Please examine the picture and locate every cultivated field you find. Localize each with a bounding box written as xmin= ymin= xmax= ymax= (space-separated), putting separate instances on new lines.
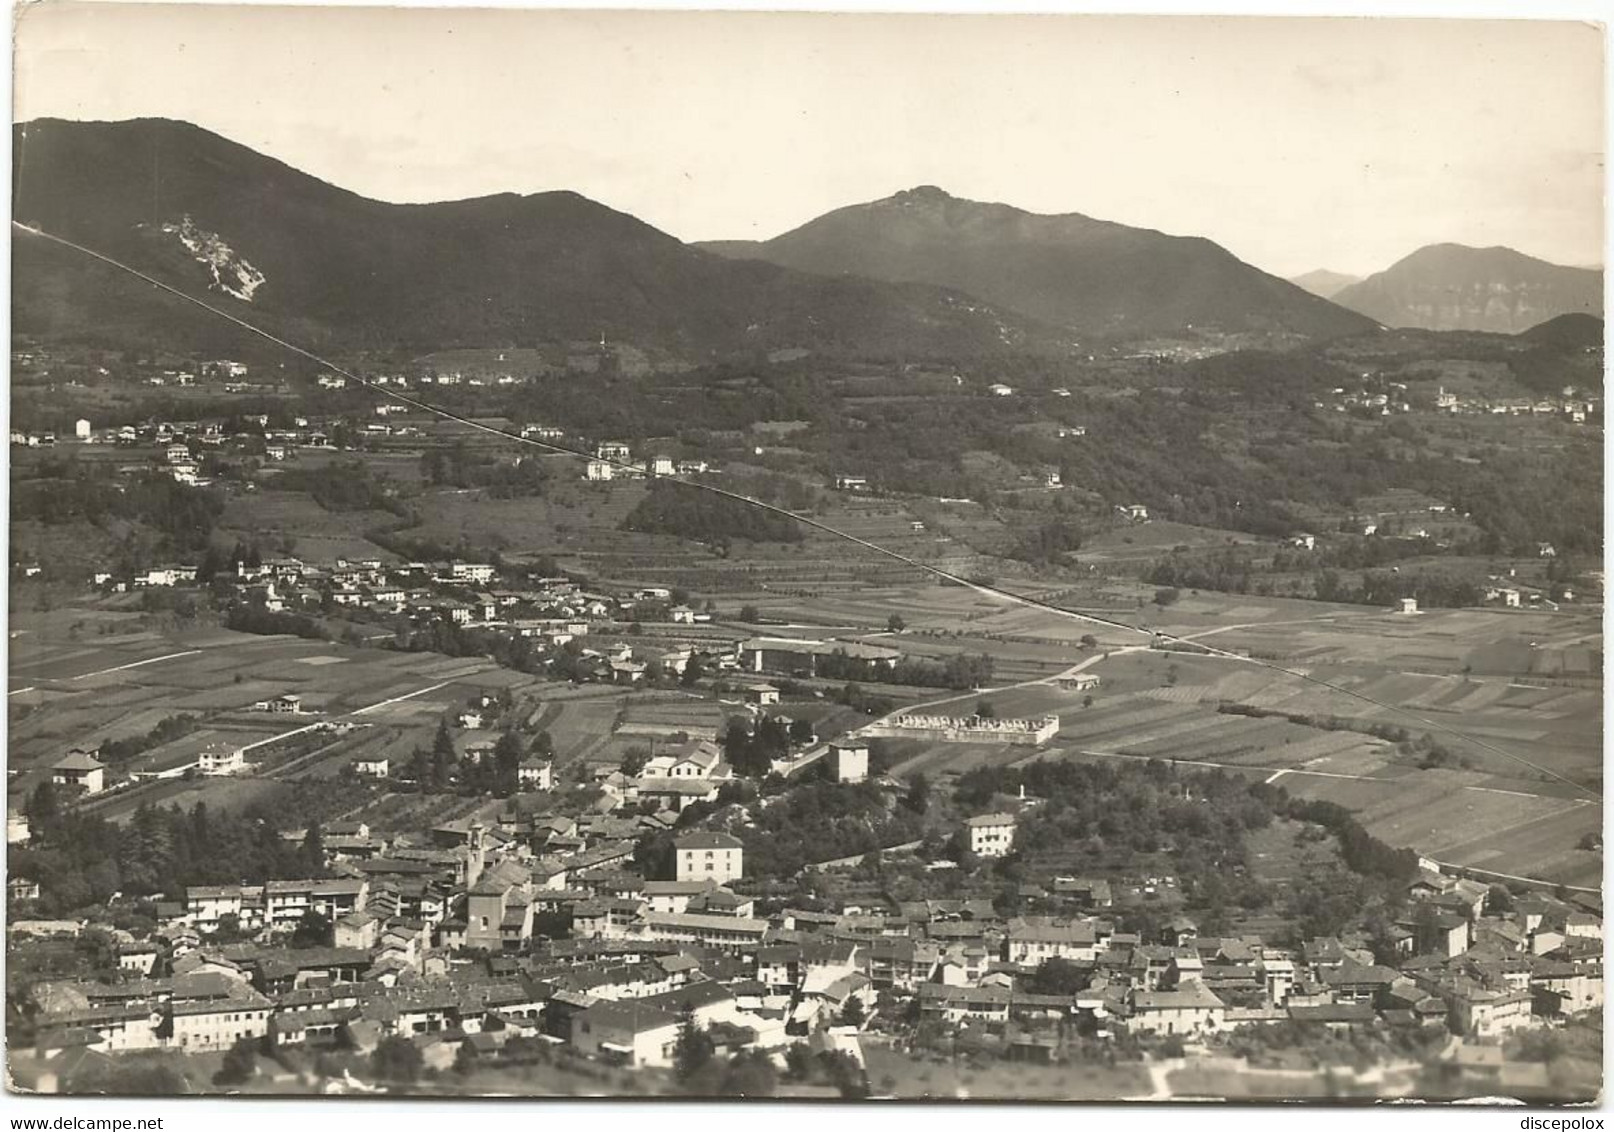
xmin=5 ymin=619 xmax=536 ymax=820
xmin=871 ymin=592 xmax=1602 ymax=890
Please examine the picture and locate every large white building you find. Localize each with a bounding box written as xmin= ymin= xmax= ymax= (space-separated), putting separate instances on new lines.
xmin=198 ymin=745 xmax=246 ymax=776
xmin=1127 ymin=983 xmax=1227 ymax=1036
xmin=674 ymin=831 xmax=744 ymax=883
xmin=965 ymin=812 xmax=1017 ymax=858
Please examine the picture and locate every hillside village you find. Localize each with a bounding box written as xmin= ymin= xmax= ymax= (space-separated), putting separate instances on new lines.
xmin=5 ymin=345 xmax=1605 ymax=1101
xmin=8 ymin=718 xmax=1603 ymax=1099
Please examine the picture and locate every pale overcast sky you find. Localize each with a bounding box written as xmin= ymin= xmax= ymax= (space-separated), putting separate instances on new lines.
xmin=13 ymin=5 xmax=1606 ymax=277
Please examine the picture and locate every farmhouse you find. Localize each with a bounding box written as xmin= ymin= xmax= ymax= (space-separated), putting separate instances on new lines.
xmin=635 ymin=778 xmax=722 ymax=813
xmin=742 ymin=683 xmax=780 ymax=706
xmin=518 ymin=759 xmax=553 ymax=790
xmin=50 ymin=752 xmax=106 ymax=795
xmin=130 ymin=733 xmax=244 ymax=781
xmin=642 ymin=740 xmax=725 ymax=780
xmin=352 ymin=756 xmax=390 ymax=778
xmin=1052 ymin=877 xmax=1113 ymax=910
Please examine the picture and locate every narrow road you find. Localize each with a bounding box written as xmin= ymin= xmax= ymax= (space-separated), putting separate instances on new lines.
xmin=1421 ymin=859 xmax=1602 ymax=895
xmin=1174 ymin=611 xmax=1382 ymax=643
xmin=10 ymin=647 xmax=203 ymax=696
xmin=350 ymin=679 xmax=456 ymax=717
xmin=1071 ymin=747 xmax=1385 ymax=782
xmin=247 ymin=679 xmax=461 ymax=779
xmin=66 ymin=649 xmax=203 ymax=681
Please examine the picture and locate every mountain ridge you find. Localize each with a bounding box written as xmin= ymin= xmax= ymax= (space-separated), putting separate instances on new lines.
xmin=1331 ymin=243 xmax=1602 ymax=333
xmin=697 ymin=185 xmax=1376 ymax=340
xmin=11 ymin=118 xmax=1060 ymax=358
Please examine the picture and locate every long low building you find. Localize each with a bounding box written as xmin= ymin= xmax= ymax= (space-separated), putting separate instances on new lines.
xmin=641 ymin=913 xmax=769 ymax=951
xmin=861 ymin=714 xmax=1059 ymax=746
xmin=737 ymin=637 xmax=900 ymax=677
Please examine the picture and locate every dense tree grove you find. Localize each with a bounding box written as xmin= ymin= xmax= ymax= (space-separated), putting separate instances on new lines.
xmin=12 ymin=470 xmax=224 ymax=562
xmin=371 ymin=1035 xmax=424 ymax=1082
xmin=1146 ymin=548 xmax=1485 ymax=610
xmin=1007 ymin=518 xmax=1085 ymax=566
xmin=95 ymin=713 xmax=201 ymax=764
xmin=223 ymin=602 xmax=328 ymax=640
xmin=950 ymin=758 xmax=1418 ymax=941
xmin=815 ymin=649 xmax=994 ymax=691
xmin=723 ymin=716 xmax=793 ymax=778
xmin=733 ymin=781 xmax=925 ymax=879
xmin=275 ymin=459 xmax=411 ymax=514
xmin=621 ymin=481 xmax=803 ymax=545
xmin=1261 ymin=793 xmax=1421 ymax=882
xmin=957 ymin=759 xmax=1272 ymax=867
xmin=418 ymin=443 xmax=549 ymax=498
xmin=12 ymin=784 xmax=345 ymax=914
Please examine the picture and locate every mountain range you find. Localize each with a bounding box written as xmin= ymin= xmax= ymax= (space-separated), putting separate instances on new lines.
xmin=700 ymin=185 xmax=1374 ymax=340
xmin=12 ymin=118 xmax=1055 ymax=359
xmin=1287 ymin=269 xmax=1361 ymax=300
xmin=1327 ymin=245 xmax=1602 ymax=334
xmin=13 ymin=119 xmax=1597 ymax=357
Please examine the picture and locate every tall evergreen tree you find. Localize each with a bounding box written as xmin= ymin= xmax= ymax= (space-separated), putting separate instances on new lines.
xmin=492 ymin=731 xmax=523 ymax=795
xmin=673 ymin=1006 xmax=715 ymax=1084
xmin=432 ymin=720 xmax=457 ymax=790
xmin=301 ymin=824 xmax=326 ymax=875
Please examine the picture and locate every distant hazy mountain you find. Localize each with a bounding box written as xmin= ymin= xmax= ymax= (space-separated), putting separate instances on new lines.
xmin=12 ymin=119 xmax=1054 ymax=358
xmin=1332 ymin=244 xmax=1603 ymax=333
xmin=698 ymin=185 xmax=1375 ymax=339
xmin=1288 ymin=269 xmax=1361 ymax=300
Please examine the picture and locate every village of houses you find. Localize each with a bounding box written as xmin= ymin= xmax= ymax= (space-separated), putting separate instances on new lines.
xmin=4 ymin=364 xmax=1604 ymax=1101
xmin=8 ymin=672 xmax=1605 ymax=1099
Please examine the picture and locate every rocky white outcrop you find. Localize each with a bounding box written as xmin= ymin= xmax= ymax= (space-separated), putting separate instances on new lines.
xmin=157 ymin=215 xmax=266 ymax=301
